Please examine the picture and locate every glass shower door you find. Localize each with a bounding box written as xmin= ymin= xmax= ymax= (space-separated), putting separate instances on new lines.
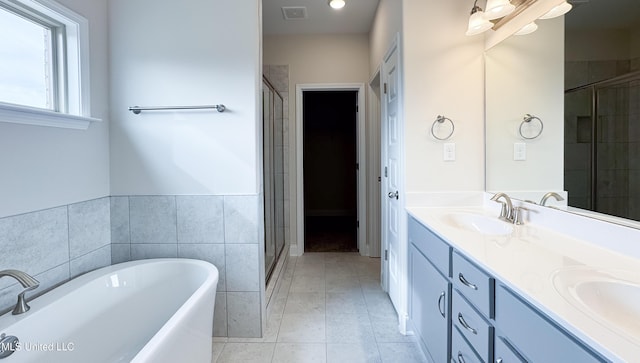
xmin=263 ymin=80 xmax=275 ymax=275
xmin=263 ymin=76 xmax=286 ymax=282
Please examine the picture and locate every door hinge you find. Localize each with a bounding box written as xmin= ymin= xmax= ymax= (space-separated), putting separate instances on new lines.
xmin=384 ymin=83 xmax=388 ymax=94
xmin=356 ymin=220 xmax=359 ymax=228
xmin=384 ymin=166 xmax=388 ymax=177
xmin=384 ymin=250 xmax=389 ymax=261
xmin=356 ymin=163 xmax=359 ymax=170
xmin=378 ymin=176 xmax=381 ymax=182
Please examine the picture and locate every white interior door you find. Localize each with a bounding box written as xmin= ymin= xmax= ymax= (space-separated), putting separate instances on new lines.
xmin=381 ymin=40 xmax=402 ymax=313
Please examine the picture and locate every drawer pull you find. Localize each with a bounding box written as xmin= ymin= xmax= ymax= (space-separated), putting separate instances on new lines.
xmin=437 ymin=291 xmax=446 ymax=318
xmin=458 ymin=273 xmax=478 ymax=290
xmin=457 ymin=352 xmax=466 ymax=363
xmin=458 ymin=313 xmax=478 ymax=335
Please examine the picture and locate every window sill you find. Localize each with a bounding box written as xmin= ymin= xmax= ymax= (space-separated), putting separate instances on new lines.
xmin=0 ymin=103 xmax=101 ymax=130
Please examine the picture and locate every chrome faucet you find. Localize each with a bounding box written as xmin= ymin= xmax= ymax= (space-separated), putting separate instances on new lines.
xmin=490 ymin=192 xmax=514 ymax=222
xmin=0 ymin=270 xmax=39 ymax=315
xmin=540 ymin=192 xmax=564 ymax=206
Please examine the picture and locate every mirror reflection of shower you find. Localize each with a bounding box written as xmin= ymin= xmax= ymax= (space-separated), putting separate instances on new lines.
xmin=565 ymin=70 xmax=640 ymax=222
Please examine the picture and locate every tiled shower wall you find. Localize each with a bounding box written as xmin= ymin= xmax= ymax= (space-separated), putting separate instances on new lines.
xmin=0 ymin=195 xmax=262 ymax=338
xmin=0 ymin=197 xmax=111 ymax=314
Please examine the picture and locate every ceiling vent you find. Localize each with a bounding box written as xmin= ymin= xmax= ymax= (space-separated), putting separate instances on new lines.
xmin=282 ymin=6 xmax=308 ymax=20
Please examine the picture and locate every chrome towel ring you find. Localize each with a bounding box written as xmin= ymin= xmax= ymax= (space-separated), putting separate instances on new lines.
xmin=519 ymin=114 xmax=543 ymax=139
xmin=431 ymin=115 xmax=455 ymax=140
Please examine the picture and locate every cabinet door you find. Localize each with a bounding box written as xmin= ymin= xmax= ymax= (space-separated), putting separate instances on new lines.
xmin=410 ymin=245 xmax=450 ymax=363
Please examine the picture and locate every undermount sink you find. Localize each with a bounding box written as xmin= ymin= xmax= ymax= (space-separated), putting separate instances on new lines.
xmin=553 ymin=267 xmax=640 ymax=343
xmin=442 ymin=212 xmax=513 ymax=236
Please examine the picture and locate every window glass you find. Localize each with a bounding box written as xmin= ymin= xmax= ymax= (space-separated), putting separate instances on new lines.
xmin=0 ymin=6 xmax=55 ymax=110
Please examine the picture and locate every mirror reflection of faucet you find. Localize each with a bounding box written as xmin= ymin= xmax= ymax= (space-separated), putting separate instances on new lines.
xmin=540 ymin=192 xmax=564 ymax=206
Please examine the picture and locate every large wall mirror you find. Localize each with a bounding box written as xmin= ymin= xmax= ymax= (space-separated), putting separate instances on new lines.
xmin=485 ymin=0 xmax=640 ymax=225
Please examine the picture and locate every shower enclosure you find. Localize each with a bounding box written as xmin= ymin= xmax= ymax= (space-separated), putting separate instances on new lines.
xmin=263 ymin=76 xmax=286 ymax=282
xmin=564 ymin=70 xmax=640 ymax=221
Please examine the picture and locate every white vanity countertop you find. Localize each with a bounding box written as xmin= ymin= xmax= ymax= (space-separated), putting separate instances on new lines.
xmin=407 ymin=206 xmax=640 ymax=363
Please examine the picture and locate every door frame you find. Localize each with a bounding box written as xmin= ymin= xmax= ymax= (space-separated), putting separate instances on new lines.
xmin=367 ymin=71 xmax=382 ymax=260
xmin=380 ymin=34 xmax=408 ymax=333
xmin=295 ymin=83 xmax=367 ymax=256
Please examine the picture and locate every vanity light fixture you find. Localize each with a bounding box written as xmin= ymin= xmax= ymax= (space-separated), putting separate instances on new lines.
xmin=539 ymin=1 xmax=572 ymax=19
xmin=484 ymin=0 xmax=515 ymax=20
xmin=466 ymin=0 xmax=493 ymax=36
xmin=328 ymin=0 xmax=345 ymax=9
xmin=514 ymin=21 xmax=538 ymax=35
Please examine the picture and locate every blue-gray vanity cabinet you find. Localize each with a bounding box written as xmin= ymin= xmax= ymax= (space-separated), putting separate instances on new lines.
xmin=495 ymin=285 xmax=608 ymax=363
xmin=408 ymin=216 xmax=610 ymax=363
xmin=408 ymin=216 xmax=452 ymax=363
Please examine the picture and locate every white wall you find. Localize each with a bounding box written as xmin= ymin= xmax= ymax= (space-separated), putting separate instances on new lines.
xmin=263 ymin=34 xmax=370 ymax=122
xmin=263 ymin=34 xmax=370 ymax=252
xmin=402 ymin=0 xmax=485 ymax=192
xmin=109 ymin=0 xmax=261 ymax=195
xmin=485 ymin=18 xmax=565 ymax=192
xmin=0 ymin=0 xmax=110 ymax=218
xmin=369 ymin=0 xmax=402 ymax=73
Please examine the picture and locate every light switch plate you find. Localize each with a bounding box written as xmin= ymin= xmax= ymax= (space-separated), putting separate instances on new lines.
xmin=444 ymin=143 xmax=455 ymax=161
xmin=514 ymin=142 xmax=526 ymax=161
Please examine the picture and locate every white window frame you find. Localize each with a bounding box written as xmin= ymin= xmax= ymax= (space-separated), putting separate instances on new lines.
xmin=0 ymin=0 xmax=100 ymax=129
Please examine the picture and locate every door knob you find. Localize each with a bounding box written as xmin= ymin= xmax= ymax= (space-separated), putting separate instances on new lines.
xmin=388 ymin=191 xmax=399 ymax=200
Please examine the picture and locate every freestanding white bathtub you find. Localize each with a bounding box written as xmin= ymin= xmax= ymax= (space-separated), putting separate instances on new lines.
xmin=0 ymin=259 xmax=218 ymax=363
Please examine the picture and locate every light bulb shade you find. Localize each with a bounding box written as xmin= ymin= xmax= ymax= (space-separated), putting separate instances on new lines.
xmin=328 ymin=0 xmax=345 ymax=9
xmin=515 ymin=22 xmax=538 ymax=35
xmin=466 ymin=9 xmax=493 ymax=36
xmin=539 ymin=1 xmax=572 ymax=19
xmin=485 ymin=0 xmax=515 ymax=20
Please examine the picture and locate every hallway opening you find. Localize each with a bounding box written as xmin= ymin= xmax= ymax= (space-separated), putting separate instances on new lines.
xmin=303 ymin=90 xmax=359 ymax=252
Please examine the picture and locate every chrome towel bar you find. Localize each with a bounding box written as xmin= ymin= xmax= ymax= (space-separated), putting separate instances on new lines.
xmin=128 ymin=104 xmax=226 ymax=114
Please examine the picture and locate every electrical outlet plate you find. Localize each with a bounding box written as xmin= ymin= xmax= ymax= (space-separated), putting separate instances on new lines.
xmin=444 ymin=143 xmax=455 ymax=161
xmin=514 ymin=142 xmax=526 ymax=160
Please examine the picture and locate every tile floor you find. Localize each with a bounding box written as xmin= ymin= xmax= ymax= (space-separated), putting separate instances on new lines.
xmin=212 ymin=252 xmax=428 ymax=363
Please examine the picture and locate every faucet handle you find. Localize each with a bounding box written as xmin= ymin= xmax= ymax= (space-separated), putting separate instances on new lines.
xmin=512 ymin=206 xmax=527 ymax=225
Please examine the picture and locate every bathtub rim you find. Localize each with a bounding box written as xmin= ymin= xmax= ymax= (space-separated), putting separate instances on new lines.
xmin=0 ymin=258 xmax=219 ymax=330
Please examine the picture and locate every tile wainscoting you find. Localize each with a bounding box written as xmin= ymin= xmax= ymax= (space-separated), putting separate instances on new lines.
xmin=0 ymin=195 xmax=263 ymax=339
xmin=0 ymin=197 xmax=112 ymax=315
xmin=110 ymin=195 xmax=262 ymax=338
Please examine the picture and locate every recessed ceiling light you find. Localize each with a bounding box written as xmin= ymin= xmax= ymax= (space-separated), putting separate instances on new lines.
xmin=328 ymin=0 xmax=345 ymax=10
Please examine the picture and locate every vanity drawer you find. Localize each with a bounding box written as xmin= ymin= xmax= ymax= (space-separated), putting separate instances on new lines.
xmin=452 ymin=326 xmax=483 ymax=363
xmin=494 ymin=336 xmax=526 ymax=363
xmin=453 ymin=252 xmax=494 ymax=318
xmin=453 ymin=290 xmax=493 ymax=363
xmin=408 ymin=216 xmax=451 ymax=277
